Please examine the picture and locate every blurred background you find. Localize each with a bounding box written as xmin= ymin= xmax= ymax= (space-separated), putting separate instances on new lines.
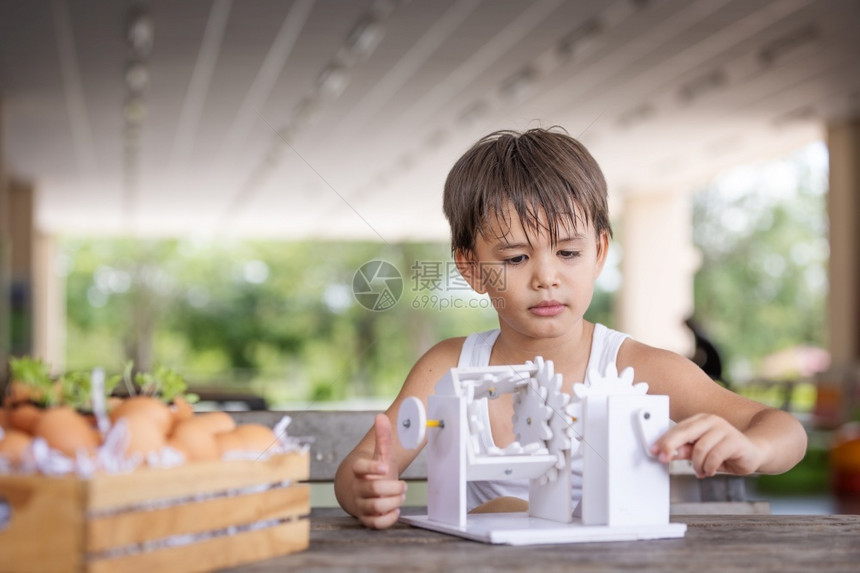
xmin=1 ymin=0 xmax=860 ymax=511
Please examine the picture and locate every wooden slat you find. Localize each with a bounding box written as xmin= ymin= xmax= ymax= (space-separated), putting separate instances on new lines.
xmin=88 ymin=518 xmax=309 ymax=573
xmin=0 ymin=474 xmax=86 ymax=573
xmin=228 ymin=512 xmax=860 ymax=572
xmin=87 ymin=484 xmax=309 ymax=552
xmin=670 ymin=501 xmax=771 ymax=515
xmin=87 ymin=451 xmax=309 ymax=511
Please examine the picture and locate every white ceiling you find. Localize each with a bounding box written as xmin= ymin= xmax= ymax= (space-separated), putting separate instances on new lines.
xmin=1 ymin=0 xmax=858 ymax=241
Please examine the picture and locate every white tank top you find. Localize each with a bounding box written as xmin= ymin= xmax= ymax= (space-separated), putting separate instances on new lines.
xmin=459 ymin=323 xmax=630 ymax=510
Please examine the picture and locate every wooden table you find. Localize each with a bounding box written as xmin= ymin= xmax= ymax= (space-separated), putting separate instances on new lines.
xmin=224 ymin=508 xmax=860 ymax=572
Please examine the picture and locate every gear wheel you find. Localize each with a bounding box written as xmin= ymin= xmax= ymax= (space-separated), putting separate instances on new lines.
xmin=574 ymin=363 xmax=649 ymax=398
xmin=565 ymin=396 xmax=585 ymax=459
xmin=512 ymin=381 xmax=551 ymax=446
xmin=510 ymin=357 xmax=577 ymax=484
xmin=567 ymin=364 xmax=649 ymax=461
xmin=537 ymin=361 xmax=575 ymax=484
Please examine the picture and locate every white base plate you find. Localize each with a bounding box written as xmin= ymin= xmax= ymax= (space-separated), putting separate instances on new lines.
xmin=400 ymin=513 xmax=687 ymax=545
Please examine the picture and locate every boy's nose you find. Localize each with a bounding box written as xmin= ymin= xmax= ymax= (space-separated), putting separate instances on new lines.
xmin=532 ymin=261 xmax=560 ymax=289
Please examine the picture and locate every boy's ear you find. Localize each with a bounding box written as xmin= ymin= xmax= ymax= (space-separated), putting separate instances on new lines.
xmin=454 ymin=249 xmax=487 ymax=294
xmin=594 ymin=230 xmax=610 ymax=277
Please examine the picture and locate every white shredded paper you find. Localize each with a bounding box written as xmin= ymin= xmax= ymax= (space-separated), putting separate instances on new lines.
xmin=1 ymin=414 xmax=308 ymax=476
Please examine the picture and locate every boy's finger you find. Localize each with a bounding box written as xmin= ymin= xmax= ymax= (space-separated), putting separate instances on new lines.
xmin=651 ymin=417 xmax=714 ymax=461
xmin=652 ymin=438 xmax=693 ymax=463
xmin=358 ymin=493 xmax=406 ymax=517
xmin=689 ymin=431 xmax=723 ymax=477
xmin=674 ymin=443 xmax=694 ymax=459
xmin=360 ymin=479 xmax=407 ymax=498
xmin=352 ymin=457 xmax=389 ymax=478
xmin=372 ymin=413 xmax=393 ymax=464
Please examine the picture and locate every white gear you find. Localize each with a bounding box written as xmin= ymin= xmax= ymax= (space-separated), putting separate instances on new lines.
xmin=541 ymin=375 xmax=573 ymax=483
xmin=466 ymin=357 xmax=587 ymax=484
xmin=508 ymin=357 xmax=577 ymax=484
xmin=574 ymin=364 xmax=649 ymax=398
xmin=566 ymin=396 xmax=585 ymax=459
xmin=567 ymin=364 xmax=649 ymax=461
xmin=531 ymin=357 xmax=575 ymax=484
xmin=512 ymin=383 xmax=551 ymax=446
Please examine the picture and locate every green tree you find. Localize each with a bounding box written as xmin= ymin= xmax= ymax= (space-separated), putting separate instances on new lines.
xmin=60 ymin=235 xmax=616 ymax=405
xmin=692 ymin=142 xmax=828 ymax=381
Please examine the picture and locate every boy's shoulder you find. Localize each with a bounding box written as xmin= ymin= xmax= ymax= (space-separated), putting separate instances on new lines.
xmin=618 ymin=337 xmax=708 ymax=394
xmin=419 ymin=336 xmax=467 ymax=366
xmin=401 ymin=336 xmax=468 ymax=394
xmin=618 ymin=337 xmax=690 ymax=370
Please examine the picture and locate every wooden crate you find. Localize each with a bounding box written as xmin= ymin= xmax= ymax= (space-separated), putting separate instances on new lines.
xmin=0 ymin=451 xmax=310 ymax=573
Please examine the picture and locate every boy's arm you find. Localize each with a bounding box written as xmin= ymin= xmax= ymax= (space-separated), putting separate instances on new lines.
xmin=334 ymin=337 xmax=463 ymax=528
xmin=618 ymin=340 xmax=808 ymax=478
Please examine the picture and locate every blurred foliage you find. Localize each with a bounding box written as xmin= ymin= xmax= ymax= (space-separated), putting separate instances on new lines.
xmin=61 ymin=238 xmax=615 ymax=405
xmin=59 ymin=142 xmax=826 ymax=405
xmin=692 ymin=142 xmax=829 ymax=383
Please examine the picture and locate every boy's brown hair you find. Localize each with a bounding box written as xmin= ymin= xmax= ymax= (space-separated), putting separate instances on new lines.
xmin=442 ymin=127 xmax=611 ymax=254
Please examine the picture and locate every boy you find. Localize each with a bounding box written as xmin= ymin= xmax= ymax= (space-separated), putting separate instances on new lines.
xmin=334 ymin=127 xmax=807 ymax=529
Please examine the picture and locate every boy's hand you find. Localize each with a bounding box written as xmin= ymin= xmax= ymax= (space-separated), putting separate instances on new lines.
xmin=650 ymin=413 xmax=765 ymax=478
xmin=349 ymin=414 xmax=408 ymax=529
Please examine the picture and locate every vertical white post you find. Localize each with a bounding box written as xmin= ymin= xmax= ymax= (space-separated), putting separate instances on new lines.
xmin=528 ymin=450 xmax=572 ymax=523
xmin=426 ymin=395 xmax=467 ymax=529
xmin=581 ymin=395 xmax=610 ymax=525
xmin=606 ymin=395 xmax=671 ymax=526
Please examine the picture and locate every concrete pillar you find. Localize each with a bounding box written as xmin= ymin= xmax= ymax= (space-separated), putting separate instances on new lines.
xmin=33 ymin=232 xmax=65 ymax=372
xmin=0 ymin=97 xmax=8 ymax=387
xmin=827 ymin=119 xmax=860 ymax=366
xmin=820 ymin=118 xmax=860 ymax=425
xmin=618 ymin=188 xmax=698 ymax=356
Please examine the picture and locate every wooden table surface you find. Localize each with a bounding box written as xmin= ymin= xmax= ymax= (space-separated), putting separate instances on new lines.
xmin=224 ymin=508 xmax=860 ymax=572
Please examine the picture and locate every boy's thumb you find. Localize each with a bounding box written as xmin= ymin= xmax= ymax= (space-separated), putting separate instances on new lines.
xmin=372 ymin=413 xmax=393 ymax=463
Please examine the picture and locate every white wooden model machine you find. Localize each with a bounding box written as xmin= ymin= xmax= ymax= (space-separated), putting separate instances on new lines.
xmin=397 ymin=358 xmax=687 ymax=545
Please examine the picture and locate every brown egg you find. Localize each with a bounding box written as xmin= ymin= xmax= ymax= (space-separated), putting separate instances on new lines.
xmin=234 ymin=423 xmax=278 ymax=453
xmin=168 ymin=419 xmax=219 ymax=462
xmin=189 ymin=411 xmax=236 ymax=435
xmin=0 ymin=429 xmax=33 ymax=466
xmin=214 ymin=430 xmax=245 ymax=457
xmin=117 ymin=413 xmax=167 ymax=457
xmin=33 ymin=406 xmax=100 ymax=457
xmin=110 ymin=396 xmax=172 ymax=436
xmin=9 ymin=403 xmax=42 ymax=434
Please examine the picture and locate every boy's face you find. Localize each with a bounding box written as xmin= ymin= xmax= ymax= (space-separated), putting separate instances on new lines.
xmin=456 ymin=205 xmax=608 ymax=341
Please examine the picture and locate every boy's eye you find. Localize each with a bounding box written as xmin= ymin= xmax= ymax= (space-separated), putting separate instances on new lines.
xmin=505 ymin=254 xmax=527 ymax=265
xmin=558 ymin=250 xmax=581 ymax=259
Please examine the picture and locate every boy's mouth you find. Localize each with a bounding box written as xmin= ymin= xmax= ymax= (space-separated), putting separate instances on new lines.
xmin=529 ymin=300 xmax=565 ymax=317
